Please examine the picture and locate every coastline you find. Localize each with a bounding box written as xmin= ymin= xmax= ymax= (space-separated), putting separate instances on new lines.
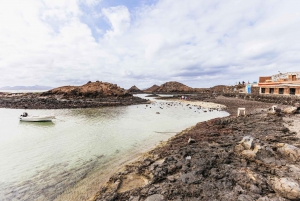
xmin=90 ymin=96 xmax=300 ymax=201
xmin=0 ymin=92 xmax=149 ymax=109
xmin=53 ymin=98 xmax=228 ymax=201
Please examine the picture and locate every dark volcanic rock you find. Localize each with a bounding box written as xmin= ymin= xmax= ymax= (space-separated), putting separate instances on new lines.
xmin=0 ymin=81 xmax=149 ymax=109
xmin=92 ymin=98 xmax=300 ymax=201
xmin=127 ymin=85 xmax=144 ymax=94
xmin=41 ymin=81 xmax=130 ymax=98
xmin=153 ymin=82 xmax=195 ymax=94
xmin=143 ymin=85 xmax=160 ymax=93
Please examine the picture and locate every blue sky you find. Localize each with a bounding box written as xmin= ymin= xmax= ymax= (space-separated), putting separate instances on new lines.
xmin=0 ymin=0 xmax=300 ymax=89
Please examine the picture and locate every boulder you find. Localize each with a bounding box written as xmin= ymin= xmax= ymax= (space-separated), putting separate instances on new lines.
xmin=283 ymin=106 xmax=297 ymax=114
xmin=145 ymin=194 xmax=166 ymax=201
xmin=277 ymin=143 xmax=300 ymax=162
xmin=240 ymin=144 xmax=261 ymax=160
xmin=270 ymin=177 xmax=300 ymax=200
xmin=239 ymin=136 xmax=254 ymax=150
xmin=257 ymin=196 xmax=288 ymax=201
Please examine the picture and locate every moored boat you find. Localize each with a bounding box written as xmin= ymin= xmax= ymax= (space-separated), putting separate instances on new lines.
xmin=20 ymin=112 xmax=55 ymax=122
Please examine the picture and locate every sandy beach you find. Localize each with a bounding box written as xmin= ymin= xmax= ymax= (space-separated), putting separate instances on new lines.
xmin=174 ymin=99 xmax=226 ymax=110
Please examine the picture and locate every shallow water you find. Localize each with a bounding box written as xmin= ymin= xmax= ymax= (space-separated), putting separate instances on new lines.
xmin=0 ymin=95 xmax=228 ymax=200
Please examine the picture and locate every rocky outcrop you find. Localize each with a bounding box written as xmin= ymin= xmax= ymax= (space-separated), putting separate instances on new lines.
xmin=127 ymin=86 xmax=144 ymax=94
xmin=41 ymin=81 xmax=130 ymax=98
xmin=153 ymin=81 xmax=194 ymax=93
xmin=144 ymin=85 xmax=160 ymax=93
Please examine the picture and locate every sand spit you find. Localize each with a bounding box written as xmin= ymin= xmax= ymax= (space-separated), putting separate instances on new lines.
xmin=174 ymin=99 xmax=226 ymax=110
xmin=91 ymin=97 xmax=300 ymax=201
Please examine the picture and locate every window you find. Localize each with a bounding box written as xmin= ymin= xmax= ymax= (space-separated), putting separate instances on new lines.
xmin=279 ymin=88 xmax=284 ymax=94
xmin=292 ymin=75 xmax=296 ymax=81
xmin=261 ymin=88 xmax=265 ymax=93
xmin=290 ymin=88 xmax=296 ymax=95
xmin=269 ymin=88 xmax=274 ymax=94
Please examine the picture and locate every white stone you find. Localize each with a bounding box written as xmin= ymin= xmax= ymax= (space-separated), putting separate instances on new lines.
xmin=240 ymin=136 xmax=254 ymax=150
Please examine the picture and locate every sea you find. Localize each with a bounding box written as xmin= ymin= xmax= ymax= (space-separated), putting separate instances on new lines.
xmin=0 ymin=93 xmax=229 ymax=201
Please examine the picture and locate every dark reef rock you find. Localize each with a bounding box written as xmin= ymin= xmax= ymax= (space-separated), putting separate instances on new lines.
xmin=0 ymin=81 xmax=149 ymax=109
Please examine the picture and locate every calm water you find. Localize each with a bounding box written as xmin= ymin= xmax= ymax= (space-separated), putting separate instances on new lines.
xmin=0 ymin=95 xmax=228 ymax=200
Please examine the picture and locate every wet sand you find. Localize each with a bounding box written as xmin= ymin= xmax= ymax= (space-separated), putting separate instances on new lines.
xmin=91 ymin=96 xmax=300 ymax=201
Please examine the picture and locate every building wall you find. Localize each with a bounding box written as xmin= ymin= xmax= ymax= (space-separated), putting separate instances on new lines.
xmin=259 ymin=76 xmax=272 ymax=83
xmin=260 ymin=86 xmax=300 ymax=96
xmin=272 ymin=72 xmax=300 ymax=81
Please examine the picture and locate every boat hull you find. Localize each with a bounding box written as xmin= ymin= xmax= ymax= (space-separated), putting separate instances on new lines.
xmin=19 ymin=116 xmax=55 ymax=122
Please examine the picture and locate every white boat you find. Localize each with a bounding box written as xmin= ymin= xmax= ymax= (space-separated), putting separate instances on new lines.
xmin=20 ymin=112 xmax=55 ymax=122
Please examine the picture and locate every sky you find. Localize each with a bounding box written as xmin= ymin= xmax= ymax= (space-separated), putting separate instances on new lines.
xmin=1 ymin=0 xmax=300 ymax=89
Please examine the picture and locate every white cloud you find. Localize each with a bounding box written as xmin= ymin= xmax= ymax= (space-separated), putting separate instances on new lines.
xmin=0 ymin=0 xmax=300 ymax=88
xmin=101 ymin=6 xmax=130 ymax=38
xmin=81 ymin=0 xmax=102 ymax=7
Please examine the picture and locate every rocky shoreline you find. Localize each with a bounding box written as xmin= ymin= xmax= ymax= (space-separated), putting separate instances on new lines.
xmin=91 ymin=96 xmax=300 ymax=201
xmin=0 ymin=92 xmax=148 ymax=109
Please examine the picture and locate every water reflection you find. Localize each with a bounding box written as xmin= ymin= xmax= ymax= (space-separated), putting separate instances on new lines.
xmin=66 ymin=107 xmax=127 ymax=120
xmin=19 ymin=121 xmax=55 ymax=128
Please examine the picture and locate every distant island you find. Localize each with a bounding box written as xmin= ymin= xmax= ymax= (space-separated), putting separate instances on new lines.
xmin=0 ymin=81 xmax=148 ymax=109
xmin=0 ymin=85 xmax=53 ymax=90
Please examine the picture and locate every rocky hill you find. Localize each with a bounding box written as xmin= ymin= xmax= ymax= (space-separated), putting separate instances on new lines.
xmin=153 ymin=81 xmax=195 ymax=93
xmin=143 ymin=85 xmax=160 ymax=93
xmin=41 ymin=81 xmax=130 ymax=98
xmin=127 ymin=85 xmax=144 ymax=94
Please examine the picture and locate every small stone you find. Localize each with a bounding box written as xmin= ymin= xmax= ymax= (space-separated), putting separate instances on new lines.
xmin=237 ymin=194 xmax=255 ymax=201
xmin=249 ymin=184 xmax=261 ymax=194
xmin=188 ymin=138 xmax=196 ymax=144
xmin=145 ymin=194 xmax=166 ymax=201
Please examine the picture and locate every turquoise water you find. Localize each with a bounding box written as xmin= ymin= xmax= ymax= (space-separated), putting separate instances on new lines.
xmin=0 ymin=95 xmax=229 ymax=200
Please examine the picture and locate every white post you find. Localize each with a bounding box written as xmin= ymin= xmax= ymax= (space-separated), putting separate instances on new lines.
xmin=237 ymin=108 xmax=246 ymax=116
